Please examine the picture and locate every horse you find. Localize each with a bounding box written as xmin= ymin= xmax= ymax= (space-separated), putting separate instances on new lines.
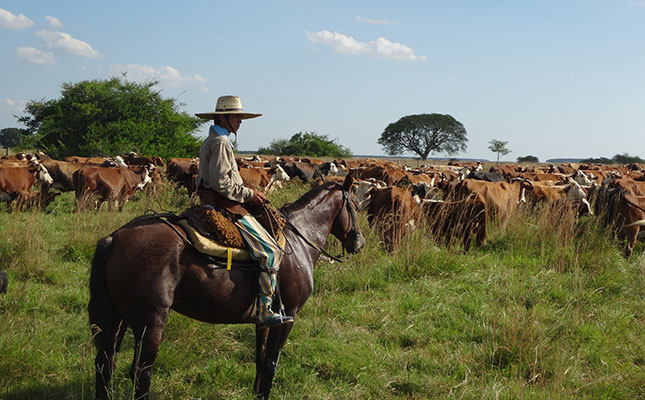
xmin=88 ymin=174 xmax=365 ymax=399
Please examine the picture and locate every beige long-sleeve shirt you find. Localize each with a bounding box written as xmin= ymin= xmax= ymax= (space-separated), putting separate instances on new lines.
xmin=197 ymin=127 xmax=254 ymax=203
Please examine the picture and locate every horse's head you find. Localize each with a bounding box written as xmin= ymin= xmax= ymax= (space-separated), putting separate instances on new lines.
xmin=331 ymin=175 xmax=366 ymax=254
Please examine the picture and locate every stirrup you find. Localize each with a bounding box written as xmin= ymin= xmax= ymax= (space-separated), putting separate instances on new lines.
xmin=256 ymin=311 xmax=294 ymax=328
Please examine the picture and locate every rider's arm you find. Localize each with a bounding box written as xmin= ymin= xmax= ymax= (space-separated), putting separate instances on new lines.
xmin=207 ymin=138 xmax=254 ymax=203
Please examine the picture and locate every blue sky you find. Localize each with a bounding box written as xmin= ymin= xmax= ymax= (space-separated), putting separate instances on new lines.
xmin=1 ymin=0 xmax=644 ymax=161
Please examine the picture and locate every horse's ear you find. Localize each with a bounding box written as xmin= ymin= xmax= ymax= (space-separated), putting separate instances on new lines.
xmin=343 ymin=174 xmax=354 ymax=191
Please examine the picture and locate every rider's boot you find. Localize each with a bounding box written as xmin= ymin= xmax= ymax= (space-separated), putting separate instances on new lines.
xmin=256 ymin=270 xmax=293 ymax=328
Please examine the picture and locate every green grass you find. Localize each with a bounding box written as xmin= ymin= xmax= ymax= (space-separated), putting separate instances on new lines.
xmin=0 ymin=180 xmax=644 ymax=399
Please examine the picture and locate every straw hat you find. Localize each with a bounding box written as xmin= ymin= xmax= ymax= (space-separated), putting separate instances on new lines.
xmin=195 ymin=95 xmax=262 ymax=120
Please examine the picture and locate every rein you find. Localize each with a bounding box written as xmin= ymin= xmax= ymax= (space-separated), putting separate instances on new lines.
xmin=279 ymin=188 xmax=356 ymax=263
xmin=283 ymin=219 xmax=348 ymax=263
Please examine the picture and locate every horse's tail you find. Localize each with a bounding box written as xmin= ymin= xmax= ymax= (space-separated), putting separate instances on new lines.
xmin=88 ymin=235 xmax=125 ymax=351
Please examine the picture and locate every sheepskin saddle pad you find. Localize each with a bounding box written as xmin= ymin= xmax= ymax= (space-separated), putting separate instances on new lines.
xmin=179 ymin=205 xmax=286 ymax=261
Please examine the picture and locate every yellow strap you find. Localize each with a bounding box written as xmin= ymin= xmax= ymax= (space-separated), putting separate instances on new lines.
xmin=226 ymin=247 xmax=232 ymax=270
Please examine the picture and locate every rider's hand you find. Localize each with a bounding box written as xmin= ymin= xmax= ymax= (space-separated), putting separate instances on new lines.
xmin=249 ymin=190 xmax=267 ymax=205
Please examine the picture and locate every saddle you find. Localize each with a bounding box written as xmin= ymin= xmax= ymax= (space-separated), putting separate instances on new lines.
xmin=178 ymin=203 xmax=286 ymax=265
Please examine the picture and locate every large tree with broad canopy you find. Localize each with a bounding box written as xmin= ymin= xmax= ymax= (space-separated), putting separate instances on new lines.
xmin=16 ymin=77 xmax=205 ymax=159
xmin=378 ymin=113 xmax=468 ymax=160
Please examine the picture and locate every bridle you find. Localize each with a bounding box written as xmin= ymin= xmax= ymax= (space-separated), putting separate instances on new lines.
xmin=332 ymin=188 xmax=360 ymax=241
xmin=283 ymin=186 xmax=359 ymax=263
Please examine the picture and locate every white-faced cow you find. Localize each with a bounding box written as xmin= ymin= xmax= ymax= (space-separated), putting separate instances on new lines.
xmin=73 ymin=166 xmax=151 ymax=211
xmin=0 ymin=163 xmax=54 ymax=212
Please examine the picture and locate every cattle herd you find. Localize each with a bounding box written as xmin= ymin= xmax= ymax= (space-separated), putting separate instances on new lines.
xmin=1 ymin=151 xmax=645 ymax=264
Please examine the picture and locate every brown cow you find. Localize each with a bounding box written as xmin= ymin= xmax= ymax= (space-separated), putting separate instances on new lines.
xmin=166 ymin=159 xmax=199 ymax=194
xmin=65 ymin=155 xmax=128 ymax=167
xmin=367 ymin=186 xmax=421 ymax=252
xmin=0 ymin=160 xmax=29 ymax=167
xmin=605 ymin=171 xmax=645 ymax=196
xmin=393 ymin=171 xmax=435 ymax=187
xmin=488 ymin=164 xmax=521 ymax=180
xmin=526 ymin=178 xmax=592 ymax=215
xmin=596 ymin=187 xmax=645 ymax=259
xmin=617 ymin=194 xmax=645 ymax=259
xmin=123 ymin=152 xmax=165 ymax=167
xmin=236 ymin=159 xmax=269 ymax=169
xmin=1 ymin=152 xmax=34 ymax=162
xmin=0 ymin=164 xmax=54 ymax=212
xmin=39 ymin=158 xmax=83 ymax=192
xmin=354 ymin=165 xmax=406 ymax=186
xmin=453 ymin=179 xmax=533 ymax=223
xmin=239 ymin=164 xmax=290 ymax=193
xmin=421 ymin=193 xmax=488 ymax=251
xmin=517 ymin=171 xmax=567 ymax=185
xmin=73 ymin=166 xmax=151 ymax=211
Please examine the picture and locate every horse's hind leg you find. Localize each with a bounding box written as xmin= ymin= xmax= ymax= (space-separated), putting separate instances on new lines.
xmin=129 ymin=317 xmax=168 ymax=400
xmin=94 ymin=320 xmax=128 ymax=400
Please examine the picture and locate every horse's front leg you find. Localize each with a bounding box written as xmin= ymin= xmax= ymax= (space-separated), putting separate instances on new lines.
xmin=253 ymin=326 xmax=269 ymax=394
xmin=254 ymin=323 xmax=294 ymax=399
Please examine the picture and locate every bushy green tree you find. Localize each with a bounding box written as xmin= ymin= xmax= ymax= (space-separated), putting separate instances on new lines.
xmin=258 ymin=131 xmax=352 ymax=158
xmin=581 ymin=153 xmax=644 ymax=165
xmin=378 ymin=113 xmax=467 ymax=160
xmin=612 ymin=153 xmax=644 ymax=164
xmin=17 ymin=77 xmax=205 ymax=159
xmin=0 ymin=128 xmax=25 ymax=149
xmin=517 ymin=155 xmax=539 ymax=163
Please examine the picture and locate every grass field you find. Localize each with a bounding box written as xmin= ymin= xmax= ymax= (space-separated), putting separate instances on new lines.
xmin=0 ymin=179 xmax=644 ymax=399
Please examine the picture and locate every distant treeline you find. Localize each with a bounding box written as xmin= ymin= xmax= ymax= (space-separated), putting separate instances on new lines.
xmin=579 ymin=153 xmax=644 ymax=165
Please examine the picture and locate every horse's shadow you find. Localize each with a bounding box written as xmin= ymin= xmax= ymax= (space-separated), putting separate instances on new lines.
xmin=1 ymin=379 xmax=94 ymax=400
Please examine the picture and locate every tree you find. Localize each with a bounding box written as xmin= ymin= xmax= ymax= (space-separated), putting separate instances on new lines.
xmin=581 ymin=153 xmax=644 ymax=165
xmin=16 ymin=77 xmax=205 ymax=159
xmin=488 ymin=139 xmax=511 ymax=163
xmin=0 ymin=128 xmax=25 ymax=149
xmin=612 ymin=153 xmax=644 ymax=164
xmin=517 ymin=155 xmax=539 ymax=163
xmin=378 ymin=113 xmax=467 ymax=160
xmin=580 ymin=156 xmax=613 ymax=164
xmin=258 ymin=131 xmax=352 ymax=158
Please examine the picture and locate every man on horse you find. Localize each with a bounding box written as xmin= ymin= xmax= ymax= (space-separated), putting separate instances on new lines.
xmin=195 ymin=95 xmax=293 ymax=328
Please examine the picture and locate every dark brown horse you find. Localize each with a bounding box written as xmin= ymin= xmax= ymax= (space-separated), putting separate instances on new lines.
xmin=89 ymin=175 xmax=364 ymax=399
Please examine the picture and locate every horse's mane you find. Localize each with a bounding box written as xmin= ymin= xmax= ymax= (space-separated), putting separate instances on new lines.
xmin=281 ymin=181 xmax=343 ymax=216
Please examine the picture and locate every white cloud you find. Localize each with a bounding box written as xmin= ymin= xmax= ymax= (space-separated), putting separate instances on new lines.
xmin=306 ymin=30 xmax=427 ymax=61
xmin=36 ymin=29 xmax=101 ymax=59
xmin=355 ymin=14 xmax=394 ymax=25
xmin=109 ymin=64 xmax=208 ymax=88
xmin=1 ymin=98 xmax=27 ymax=113
xmin=0 ymin=8 xmax=34 ymax=29
xmin=16 ymin=46 xmax=56 ymax=64
xmin=45 ymin=15 xmax=63 ymax=27
xmin=200 ymin=86 xmax=210 ymax=93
